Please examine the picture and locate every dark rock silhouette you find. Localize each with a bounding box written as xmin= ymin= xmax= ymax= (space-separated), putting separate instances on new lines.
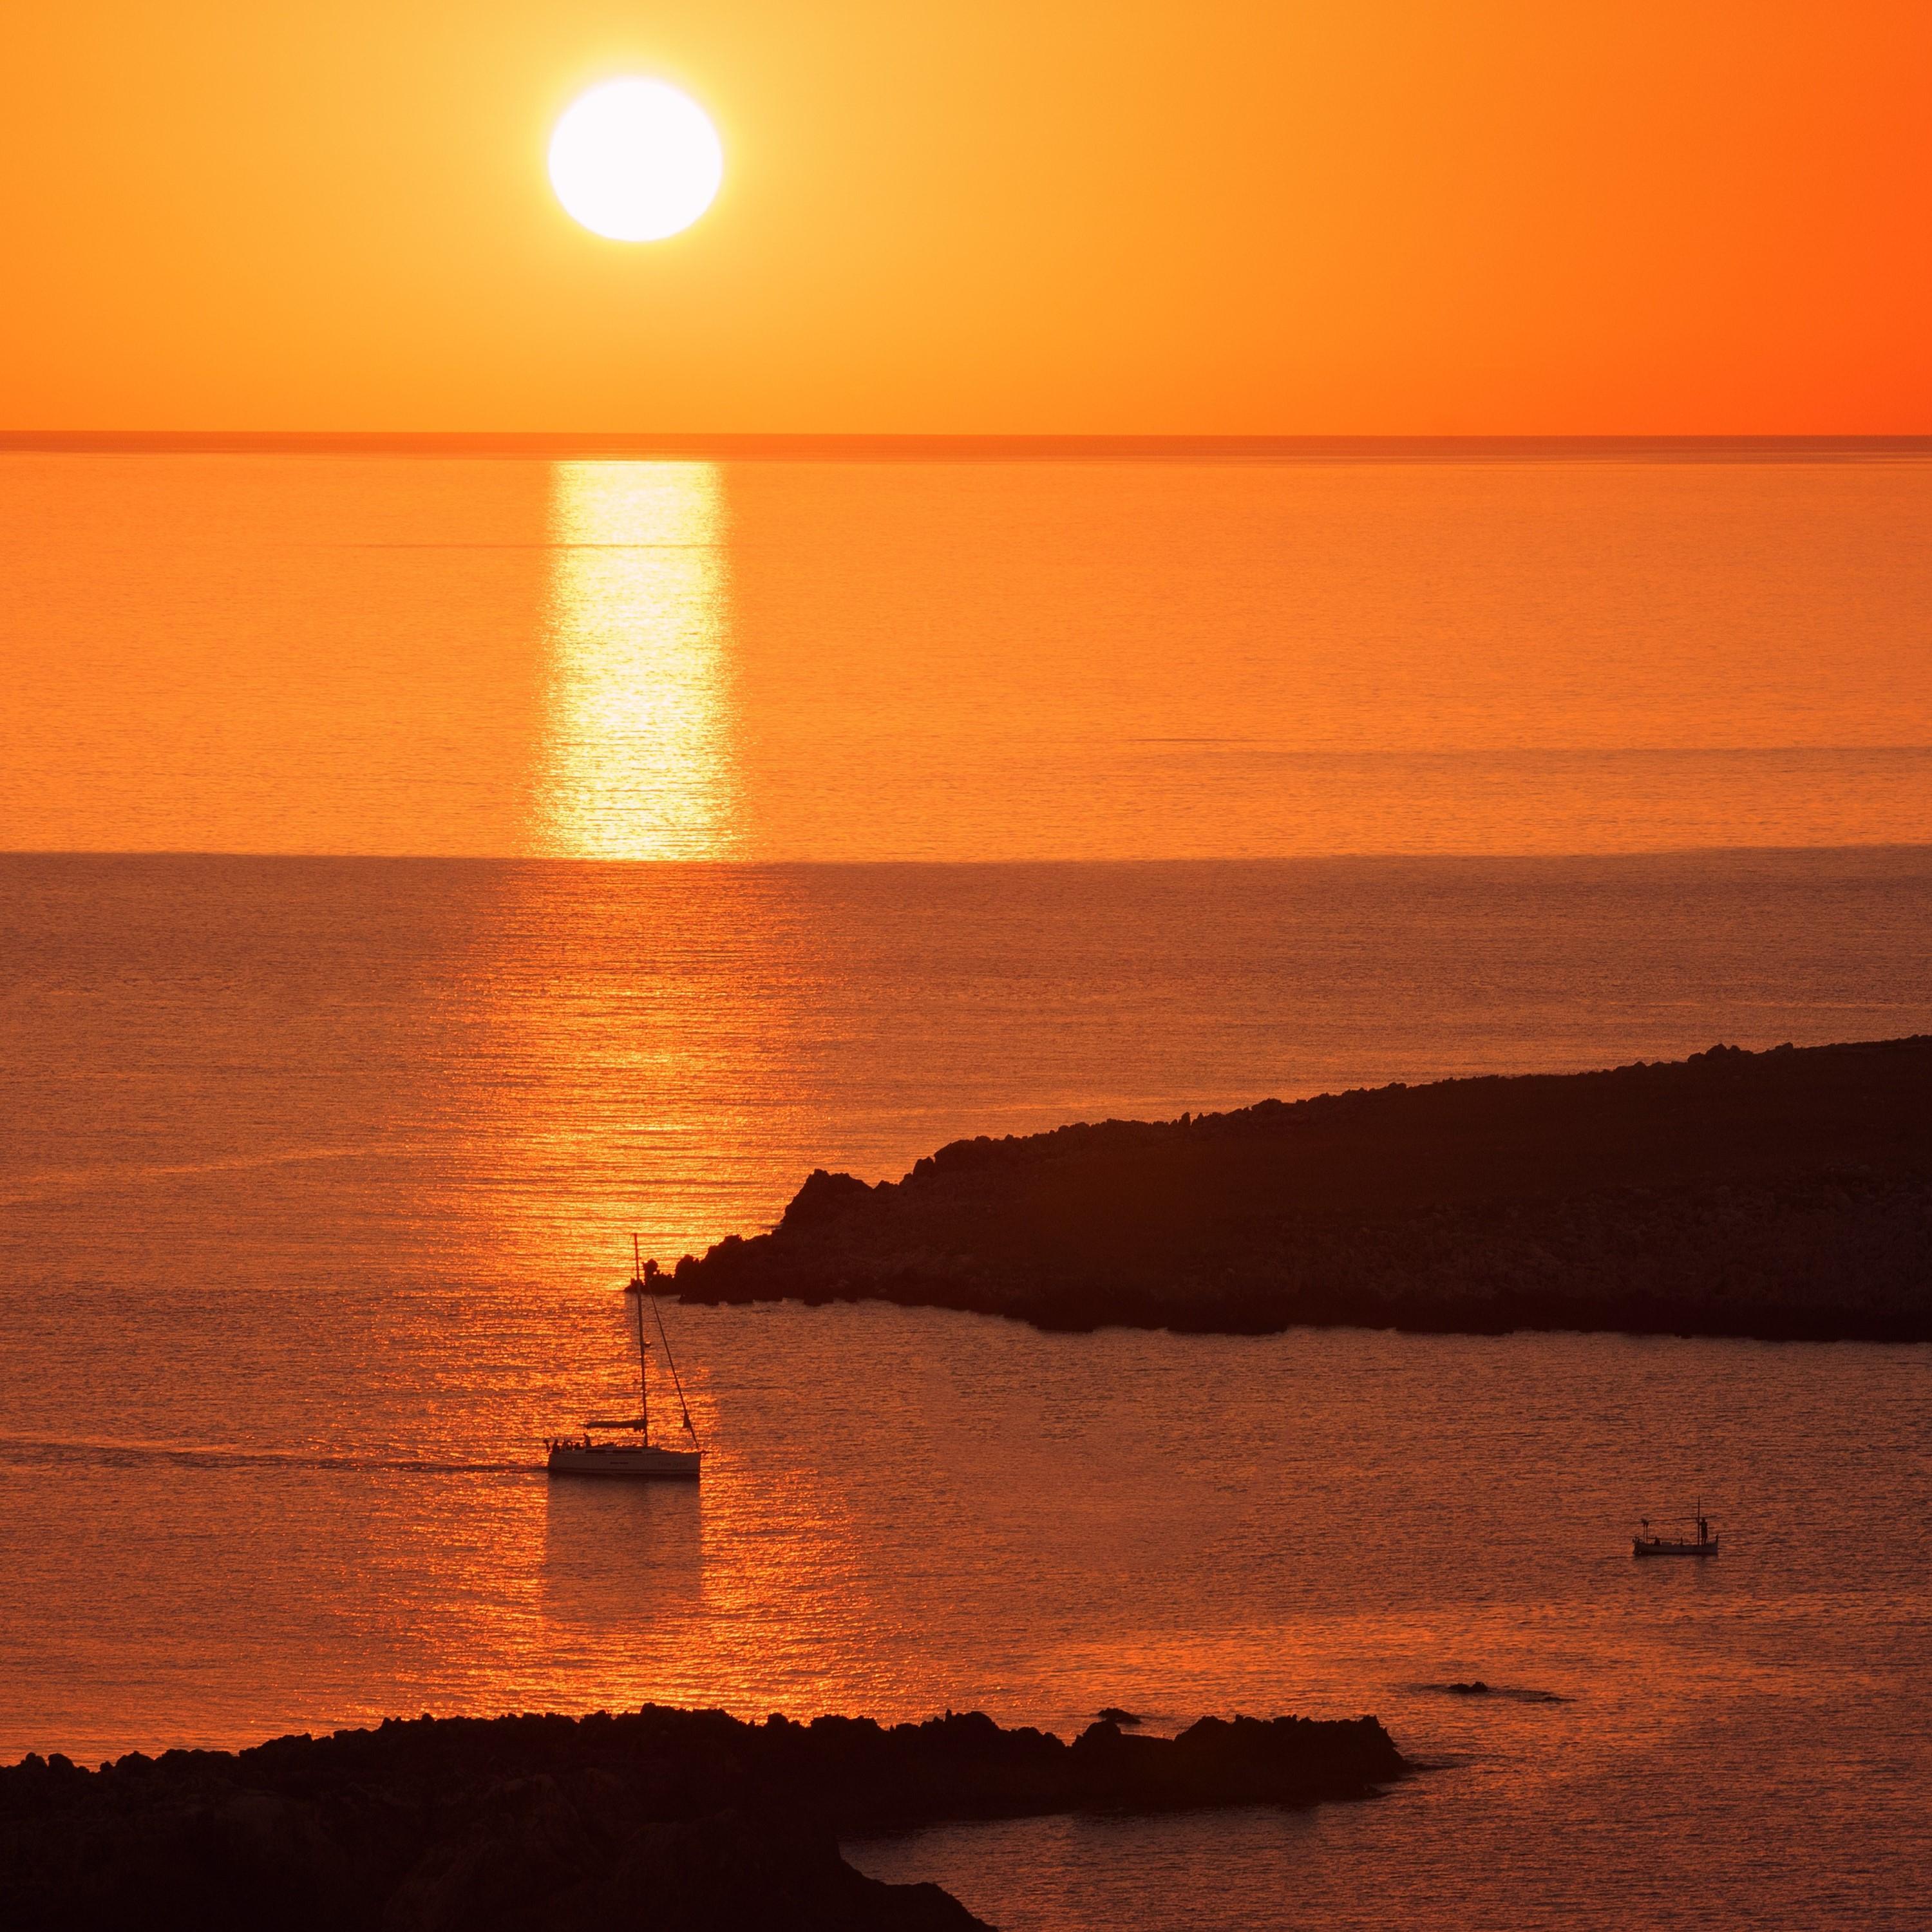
xmin=1096 ymin=1706 xmax=1145 ymax=1727
xmin=672 ymin=1037 xmax=1932 ymax=1342
xmin=1425 ymin=1681 xmax=1565 ymax=1703
xmin=0 ymin=1705 xmax=1405 ymax=1931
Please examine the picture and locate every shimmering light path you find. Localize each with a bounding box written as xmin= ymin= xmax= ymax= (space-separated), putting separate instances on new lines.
xmin=536 ymin=462 xmax=739 ymax=858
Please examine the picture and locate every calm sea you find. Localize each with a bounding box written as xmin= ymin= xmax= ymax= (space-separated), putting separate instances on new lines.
xmin=3 ymin=450 xmax=1930 ymax=1927
xmin=6 ymin=448 xmax=1932 ymax=858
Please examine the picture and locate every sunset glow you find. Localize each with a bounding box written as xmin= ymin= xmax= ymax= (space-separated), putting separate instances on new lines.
xmin=3 ymin=5 xmax=1930 ymax=1929
xmin=5 ymin=3 xmax=1928 ymax=430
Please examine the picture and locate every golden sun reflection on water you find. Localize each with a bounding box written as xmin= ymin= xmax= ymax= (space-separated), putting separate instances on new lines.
xmin=535 ymin=462 xmax=738 ymax=859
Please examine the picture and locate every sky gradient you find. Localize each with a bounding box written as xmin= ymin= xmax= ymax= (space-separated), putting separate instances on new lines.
xmin=4 ymin=2 xmax=1929 ymax=431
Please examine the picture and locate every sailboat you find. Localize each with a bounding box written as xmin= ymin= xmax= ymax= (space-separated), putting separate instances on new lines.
xmin=545 ymin=1239 xmax=703 ymax=1480
xmin=1633 ymin=1500 xmax=1718 ymax=1557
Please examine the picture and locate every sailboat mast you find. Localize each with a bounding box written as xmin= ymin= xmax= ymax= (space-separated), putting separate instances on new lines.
xmin=627 ymin=1232 xmax=651 ymax=1443
xmin=636 ymin=1285 xmax=649 ymax=1443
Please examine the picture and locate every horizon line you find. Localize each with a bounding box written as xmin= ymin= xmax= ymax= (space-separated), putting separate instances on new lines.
xmin=6 ymin=843 xmax=1930 ymax=865
xmin=4 ymin=431 xmax=1931 ymax=464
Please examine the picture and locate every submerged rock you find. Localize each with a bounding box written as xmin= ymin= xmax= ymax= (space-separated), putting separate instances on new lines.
xmin=1425 ymin=1681 xmax=1566 ymax=1704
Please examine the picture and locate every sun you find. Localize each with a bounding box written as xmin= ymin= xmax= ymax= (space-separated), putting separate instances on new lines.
xmin=548 ymin=80 xmax=723 ymax=243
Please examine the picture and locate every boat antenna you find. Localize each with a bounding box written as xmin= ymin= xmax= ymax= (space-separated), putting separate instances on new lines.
xmin=650 ymin=1291 xmax=701 ymax=1448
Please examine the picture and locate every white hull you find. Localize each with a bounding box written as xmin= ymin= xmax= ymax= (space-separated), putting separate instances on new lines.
xmin=547 ymin=1441 xmax=701 ymax=1481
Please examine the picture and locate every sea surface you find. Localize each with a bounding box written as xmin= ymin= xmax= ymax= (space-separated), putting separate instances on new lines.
xmin=3 ymin=851 xmax=1929 ymax=1930
xmin=3 ymin=449 xmax=1931 ymax=1927
xmin=6 ymin=447 xmax=1932 ymax=860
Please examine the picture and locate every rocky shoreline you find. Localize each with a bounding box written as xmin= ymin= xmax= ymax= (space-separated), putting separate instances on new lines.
xmin=0 ymin=1705 xmax=1407 ymax=1931
xmin=671 ymin=1037 xmax=1932 ymax=1342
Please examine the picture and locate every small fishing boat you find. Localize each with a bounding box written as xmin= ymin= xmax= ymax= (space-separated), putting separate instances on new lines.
xmin=1633 ymin=1501 xmax=1718 ymax=1557
xmin=545 ymin=1241 xmax=702 ymax=1481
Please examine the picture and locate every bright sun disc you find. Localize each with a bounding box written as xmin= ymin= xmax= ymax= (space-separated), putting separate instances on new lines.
xmin=548 ymin=80 xmax=723 ymax=242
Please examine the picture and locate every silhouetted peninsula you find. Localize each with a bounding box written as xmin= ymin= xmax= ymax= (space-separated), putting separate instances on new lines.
xmin=674 ymin=1037 xmax=1932 ymax=1342
xmin=0 ymin=1706 xmax=1404 ymax=1931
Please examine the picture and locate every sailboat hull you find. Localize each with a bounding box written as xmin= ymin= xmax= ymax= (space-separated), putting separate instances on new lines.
xmin=546 ymin=1443 xmax=701 ymax=1480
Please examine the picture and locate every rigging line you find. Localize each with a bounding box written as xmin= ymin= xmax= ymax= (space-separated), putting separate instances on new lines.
xmin=650 ymin=1294 xmax=700 ymax=1446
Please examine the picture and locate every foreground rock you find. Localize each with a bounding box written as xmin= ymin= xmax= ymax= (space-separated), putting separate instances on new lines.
xmin=0 ymin=1706 xmax=1406 ymax=1931
xmin=674 ymin=1037 xmax=1932 ymax=1342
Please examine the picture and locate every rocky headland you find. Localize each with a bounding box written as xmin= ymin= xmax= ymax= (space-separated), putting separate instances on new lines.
xmin=0 ymin=1705 xmax=1406 ymax=1931
xmin=672 ymin=1037 xmax=1932 ymax=1342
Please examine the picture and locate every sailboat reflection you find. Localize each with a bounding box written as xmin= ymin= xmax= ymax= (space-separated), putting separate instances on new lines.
xmin=543 ymin=1473 xmax=703 ymax=1625
xmin=535 ymin=460 xmax=739 ymax=859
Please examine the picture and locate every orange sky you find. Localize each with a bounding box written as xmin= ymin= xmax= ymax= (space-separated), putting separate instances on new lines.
xmin=3 ymin=2 xmax=1928 ymax=432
